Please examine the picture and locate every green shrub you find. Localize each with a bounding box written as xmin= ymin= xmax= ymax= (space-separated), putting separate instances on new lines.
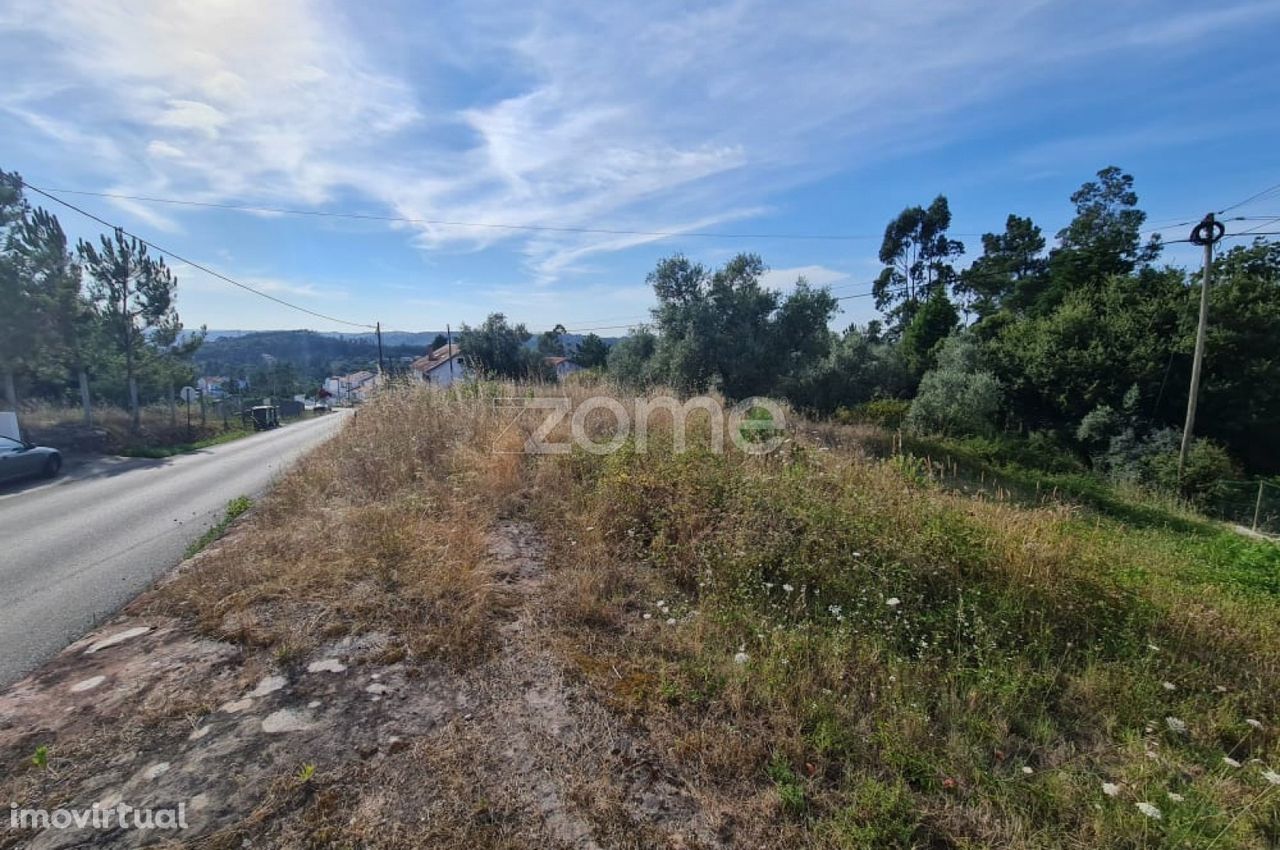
xmin=838 ymin=398 xmax=911 ymax=429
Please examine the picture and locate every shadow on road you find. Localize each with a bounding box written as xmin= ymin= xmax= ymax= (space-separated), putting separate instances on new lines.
xmin=0 ymin=453 xmax=177 ymax=498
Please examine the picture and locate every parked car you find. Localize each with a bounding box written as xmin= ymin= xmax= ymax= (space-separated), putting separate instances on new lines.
xmin=0 ymin=435 xmax=62 ymax=483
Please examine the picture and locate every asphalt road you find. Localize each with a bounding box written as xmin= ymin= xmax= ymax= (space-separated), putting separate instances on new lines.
xmin=0 ymin=411 xmax=349 ymax=687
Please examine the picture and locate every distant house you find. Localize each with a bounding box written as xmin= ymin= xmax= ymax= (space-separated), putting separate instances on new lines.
xmin=323 ymin=370 xmax=379 ymax=403
xmin=411 ymin=344 xmax=469 ymax=387
xmin=545 ymin=356 xmax=583 ymax=381
xmin=197 ymin=376 xmax=228 ymax=397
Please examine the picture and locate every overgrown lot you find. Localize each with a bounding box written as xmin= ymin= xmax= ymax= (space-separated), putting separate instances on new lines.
xmin=4 ymin=383 xmax=1277 ymax=849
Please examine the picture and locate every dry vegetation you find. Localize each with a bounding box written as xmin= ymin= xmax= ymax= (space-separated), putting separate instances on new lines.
xmin=4 ymin=381 xmax=1279 ymax=848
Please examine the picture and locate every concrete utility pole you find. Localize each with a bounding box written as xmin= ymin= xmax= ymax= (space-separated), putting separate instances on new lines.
xmin=1179 ymin=213 xmax=1225 ymax=479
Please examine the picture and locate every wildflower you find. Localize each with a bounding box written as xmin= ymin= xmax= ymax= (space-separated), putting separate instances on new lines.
xmin=1223 ymin=756 xmax=1242 ymax=768
xmin=1165 ymin=717 xmax=1187 ymax=734
xmin=656 ymin=600 xmax=666 ymax=607
xmin=666 ymin=618 xmax=676 ymax=626
xmin=1021 ymin=766 xmax=1033 ymax=775
xmin=1214 ymin=685 xmax=1228 ymax=693
xmin=733 ymin=651 xmax=749 ymax=665
xmin=1162 ymin=681 xmax=1177 ymax=692
xmin=782 ymin=583 xmax=794 ymax=593
xmin=1261 ymin=769 xmax=1280 ymax=785
xmin=642 ymin=613 xmax=652 ymax=620
xmin=852 ymin=551 xmax=862 ymax=558
xmin=886 ymin=597 xmax=901 ymax=608
xmin=1167 ymin=792 xmax=1185 ymax=803
xmin=1245 ymin=718 xmax=1264 ymax=730
xmin=1135 ymin=802 xmax=1162 ymax=820
xmin=1102 ymin=782 xmax=1121 ymax=797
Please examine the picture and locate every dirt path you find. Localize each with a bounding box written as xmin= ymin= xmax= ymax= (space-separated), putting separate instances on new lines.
xmin=0 ymin=521 xmax=720 ymax=849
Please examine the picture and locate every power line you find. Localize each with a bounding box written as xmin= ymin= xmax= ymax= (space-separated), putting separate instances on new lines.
xmin=1218 ymin=180 xmax=1280 ymax=215
xmin=33 ymin=185 xmax=886 ymax=242
xmin=19 ymin=182 xmax=377 ymax=330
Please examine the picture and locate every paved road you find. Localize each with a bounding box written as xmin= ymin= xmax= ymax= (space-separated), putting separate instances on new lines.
xmin=0 ymin=411 xmax=349 ymax=687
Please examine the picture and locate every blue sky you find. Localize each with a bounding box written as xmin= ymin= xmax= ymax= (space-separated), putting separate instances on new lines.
xmin=2 ymin=0 xmax=1278 ymax=334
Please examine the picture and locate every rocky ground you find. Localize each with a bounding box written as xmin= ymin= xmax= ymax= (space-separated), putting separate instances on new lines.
xmin=0 ymin=521 xmax=723 ymax=849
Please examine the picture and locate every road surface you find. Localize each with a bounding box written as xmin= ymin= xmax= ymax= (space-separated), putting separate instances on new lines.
xmin=0 ymin=411 xmax=349 ymax=687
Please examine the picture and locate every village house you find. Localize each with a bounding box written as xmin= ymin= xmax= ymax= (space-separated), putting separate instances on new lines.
xmin=323 ymin=370 xmax=379 ymax=404
xmin=411 ymin=344 xmax=469 ymax=387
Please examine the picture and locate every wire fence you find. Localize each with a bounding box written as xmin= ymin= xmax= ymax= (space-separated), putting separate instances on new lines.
xmin=1210 ymin=480 xmax=1280 ymax=536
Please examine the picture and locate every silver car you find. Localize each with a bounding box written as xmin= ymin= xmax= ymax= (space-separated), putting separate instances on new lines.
xmin=0 ymin=435 xmax=62 ymax=483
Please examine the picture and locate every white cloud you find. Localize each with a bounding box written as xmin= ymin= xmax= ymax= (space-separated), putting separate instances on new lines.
xmin=761 ymin=265 xmax=851 ymax=292
xmin=2 ymin=0 xmax=1274 ymax=292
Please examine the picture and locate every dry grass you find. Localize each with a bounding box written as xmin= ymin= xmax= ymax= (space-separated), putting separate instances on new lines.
xmin=149 ymin=385 xmax=531 ymax=666
xmin=8 ymin=381 xmax=1279 ymax=849
xmin=527 ymin=393 xmax=1280 ymax=848
xmin=20 ymin=399 xmax=236 ymax=452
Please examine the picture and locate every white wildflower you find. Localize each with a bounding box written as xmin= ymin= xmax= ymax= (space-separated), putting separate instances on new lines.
xmin=733 ymin=651 xmax=749 ymax=665
xmin=1261 ymin=769 xmax=1280 ymax=786
xmin=886 ymin=597 xmax=902 ymax=608
xmin=1223 ymin=756 xmax=1242 ymax=768
xmin=1167 ymin=792 xmax=1185 ymax=803
xmin=1021 ymin=766 xmax=1033 ymax=775
xmin=782 ymin=584 xmax=794 ymax=593
xmin=852 ymin=552 xmax=862 ymax=558
xmin=656 ymin=600 xmax=666 ymax=607
xmin=1162 ymin=681 xmax=1177 ymax=692
xmin=666 ymin=618 xmax=676 ymax=626
xmin=1102 ymin=782 xmax=1121 ymax=797
xmin=1135 ymin=802 xmax=1162 ymax=820
xmin=1245 ymin=718 xmax=1264 ymax=730
xmin=1165 ymin=717 xmax=1187 ymax=734
xmin=642 ymin=613 xmax=652 ymax=620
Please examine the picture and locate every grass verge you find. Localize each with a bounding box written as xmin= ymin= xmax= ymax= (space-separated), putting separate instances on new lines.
xmin=184 ymin=495 xmax=255 ymax=558
xmin=121 ymin=426 xmax=254 ymax=458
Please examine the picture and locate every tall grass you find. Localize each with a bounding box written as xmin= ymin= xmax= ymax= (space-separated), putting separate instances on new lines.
xmin=529 ymin=387 xmax=1280 ymax=848
xmin=148 ymin=381 xmax=1280 ymax=846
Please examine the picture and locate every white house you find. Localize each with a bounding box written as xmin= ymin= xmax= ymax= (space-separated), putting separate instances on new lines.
xmin=546 ymin=356 xmax=583 ymax=381
xmin=323 ymin=370 xmax=379 ymax=403
xmin=411 ymin=344 xmax=469 ymax=387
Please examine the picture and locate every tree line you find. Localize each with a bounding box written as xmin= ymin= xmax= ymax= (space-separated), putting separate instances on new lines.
xmin=467 ymin=166 xmax=1280 ymax=490
xmin=1 ymin=171 xmax=204 ymax=432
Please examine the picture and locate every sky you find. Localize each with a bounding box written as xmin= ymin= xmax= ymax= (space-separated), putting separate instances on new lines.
xmin=1 ymin=0 xmax=1279 ymax=335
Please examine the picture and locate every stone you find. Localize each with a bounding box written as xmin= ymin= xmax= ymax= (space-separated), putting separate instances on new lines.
xmin=70 ymin=675 xmax=106 ymax=693
xmin=85 ymin=626 xmax=153 ymax=654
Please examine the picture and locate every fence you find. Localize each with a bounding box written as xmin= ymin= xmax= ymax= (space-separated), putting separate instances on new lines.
xmin=1212 ymin=480 xmax=1280 ymax=536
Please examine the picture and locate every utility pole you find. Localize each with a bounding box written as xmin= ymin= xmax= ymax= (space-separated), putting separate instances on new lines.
xmin=375 ymin=321 xmax=385 ymax=377
xmin=1179 ymin=213 xmax=1225 ymax=479
xmin=447 ymin=324 xmax=454 ymax=381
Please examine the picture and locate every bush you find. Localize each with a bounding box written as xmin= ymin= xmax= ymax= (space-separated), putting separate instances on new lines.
xmin=836 ymin=398 xmax=911 ymax=430
xmin=1146 ymin=436 xmax=1240 ymax=506
xmin=905 ymin=336 xmax=1002 ymax=437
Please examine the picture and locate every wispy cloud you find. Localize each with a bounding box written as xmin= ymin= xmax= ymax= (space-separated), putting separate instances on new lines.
xmin=3 ymin=0 xmax=1274 ymax=292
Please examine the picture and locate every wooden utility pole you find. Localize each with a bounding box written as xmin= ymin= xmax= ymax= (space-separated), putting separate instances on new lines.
xmin=1254 ymin=480 xmax=1266 ymax=532
xmin=375 ymin=321 xmax=386 ymax=377
xmin=1178 ymin=213 xmax=1224 ymax=479
xmin=447 ymin=324 xmax=454 ymax=381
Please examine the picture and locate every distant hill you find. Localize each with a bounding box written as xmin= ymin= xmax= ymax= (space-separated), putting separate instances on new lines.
xmin=192 ymin=330 xmax=427 ymax=383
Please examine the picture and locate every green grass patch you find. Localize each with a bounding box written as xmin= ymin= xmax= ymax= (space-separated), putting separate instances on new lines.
xmin=122 ymin=427 xmax=254 ymax=459
xmin=184 ymin=495 xmax=254 ymax=558
xmin=556 ymin=427 xmax=1280 ymax=847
